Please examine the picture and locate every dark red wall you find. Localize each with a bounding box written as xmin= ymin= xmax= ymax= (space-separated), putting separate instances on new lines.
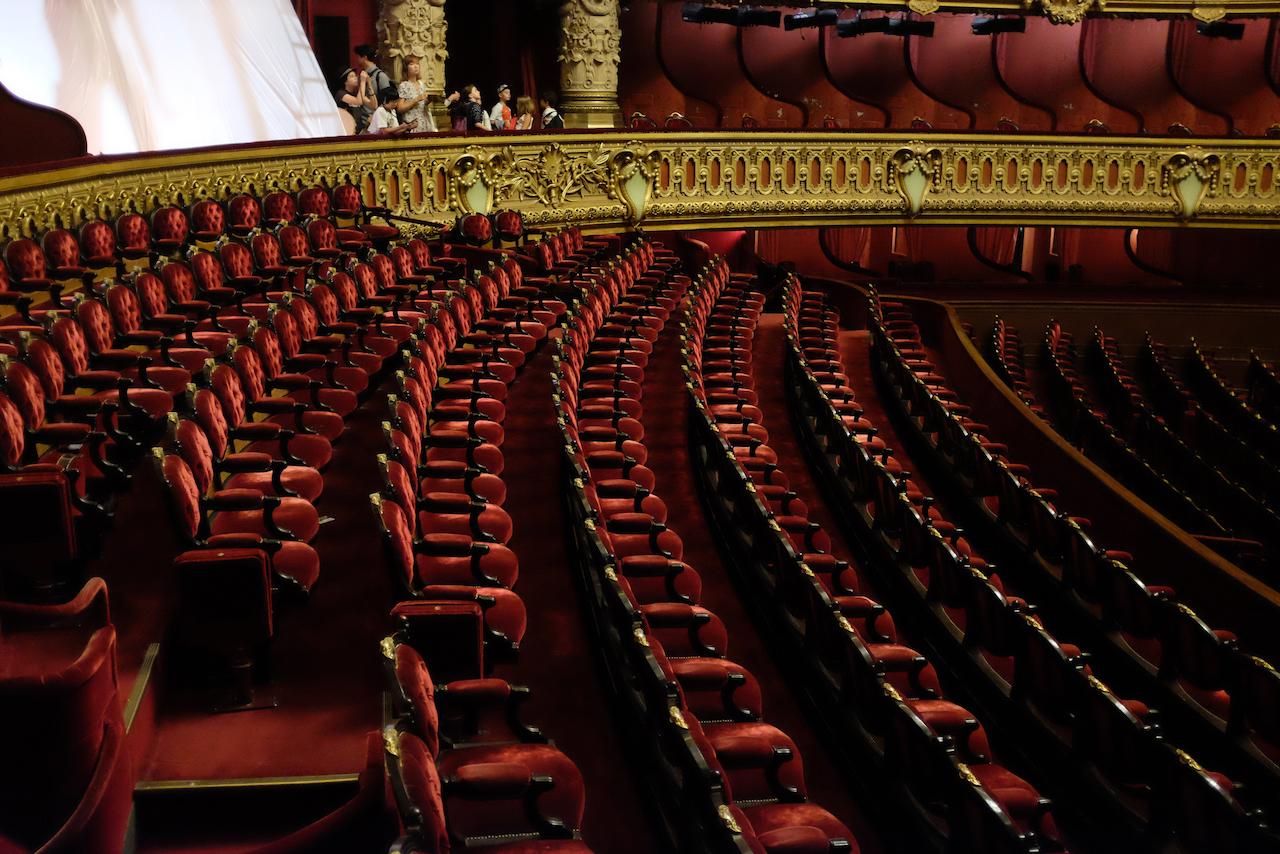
xmin=909 ymin=14 xmax=1052 ymax=131
xmin=618 ymin=3 xmax=1280 ymax=135
xmin=996 ymin=18 xmax=1136 ymax=132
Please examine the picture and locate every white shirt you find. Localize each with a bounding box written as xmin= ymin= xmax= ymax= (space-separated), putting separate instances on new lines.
xmin=365 ymin=105 xmax=397 ymax=134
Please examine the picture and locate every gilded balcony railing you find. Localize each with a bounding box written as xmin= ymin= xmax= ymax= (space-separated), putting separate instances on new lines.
xmin=1 ymin=131 xmax=1278 ymax=238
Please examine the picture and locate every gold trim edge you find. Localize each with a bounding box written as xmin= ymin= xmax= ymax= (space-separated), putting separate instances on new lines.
xmin=3 ymin=131 xmax=1280 ymax=237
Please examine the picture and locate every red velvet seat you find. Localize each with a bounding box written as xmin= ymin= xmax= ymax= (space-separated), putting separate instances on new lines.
xmin=150 ymin=205 xmax=189 ymax=253
xmin=392 ymin=645 xmax=585 ymax=843
xmin=191 ymin=388 xmax=323 ymax=502
xmin=208 ymin=363 xmax=333 ymax=470
xmin=77 ymin=221 xmax=119 ymax=269
xmin=159 ymin=452 xmax=320 ymax=594
xmin=175 ymin=417 xmax=321 ymax=543
xmin=189 ymin=200 xmax=226 ymax=243
xmin=227 ymin=194 xmax=262 ymax=238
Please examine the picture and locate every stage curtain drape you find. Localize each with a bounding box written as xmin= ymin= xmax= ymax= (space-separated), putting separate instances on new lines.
xmin=0 ymin=0 xmax=344 ymax=154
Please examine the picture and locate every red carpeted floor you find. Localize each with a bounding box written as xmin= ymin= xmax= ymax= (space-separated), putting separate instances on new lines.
xmin=487 ymin=344 xmax=662 ymax=854
xmin=641 ymin=318 xmax=885 ymax=853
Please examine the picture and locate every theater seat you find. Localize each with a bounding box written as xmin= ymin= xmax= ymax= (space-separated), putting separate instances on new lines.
xmin=0 ymin=578 xmax=131 ymax=852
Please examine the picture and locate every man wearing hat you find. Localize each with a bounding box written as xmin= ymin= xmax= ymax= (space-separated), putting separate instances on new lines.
xmin=490 ymin=84 xmax=517 ymax=131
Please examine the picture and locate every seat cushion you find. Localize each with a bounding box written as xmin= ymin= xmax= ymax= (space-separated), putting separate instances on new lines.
xmin=210 ymin=496 xmax=321 ymax=542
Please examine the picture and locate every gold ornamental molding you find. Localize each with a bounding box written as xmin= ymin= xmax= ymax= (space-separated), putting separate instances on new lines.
xmin=1 ymin=132 xmax=1280 ymax=239
xmin=653 ymin=0 xmax=1271 ymax=21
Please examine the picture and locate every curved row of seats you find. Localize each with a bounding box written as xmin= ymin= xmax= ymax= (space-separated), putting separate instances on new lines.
xmin=1184 ymin=342 xmax=1280 ymax=462
xmin=983 ymin=319 xmax=1045 ymax=421
xmin=1137 ymin=336 xmax=1280 ymax=564
xmin=1089 ymin=329 xmax=1280 ymax=546
xmin=557 ymin=248 xmax=868 ymax=853
xmin=368 ymin=241 xmax=603 ymax=851
xmin=0 ymin=179 xmax=594 ymax=591
xmin=793 ymin=281 xmax=1280 ymax=850
xmin=1032 ymin=321 xmax=1224 ymax=543
xmin=1034 ymin=321 xmax=1274 ymax=570
xmin=855 ymin=291 xmax=1280 ymax=851
xmin=684 ymin=264 xmax=1066 ymax=852
xmin=1246 ymin=353 xmax=1280 ymax=427
xmin=0 ymin=177 xmax=603 ymax=849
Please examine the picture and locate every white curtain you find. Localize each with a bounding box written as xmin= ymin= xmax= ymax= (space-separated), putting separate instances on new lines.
xmin=0 ymin=0 xmax=345 ymax=154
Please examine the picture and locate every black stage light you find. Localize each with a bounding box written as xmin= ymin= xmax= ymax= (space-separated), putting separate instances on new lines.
xmin=737 ymin=6 xmax=783 ymax=26
xmin=887 ymin=17 xmax=935 ymax=36
xmin=971 ymin=15 xmax=1026 ymax=34
xmin=1196 ymin=20 xmax=1245 ymax=38
xmin=785 ymin=9 xmax=840 ymax=29
xmin=682 ymin=3 xmax=738 ymax=24
xmin=836 ymin=15 xmax=891 ymax=37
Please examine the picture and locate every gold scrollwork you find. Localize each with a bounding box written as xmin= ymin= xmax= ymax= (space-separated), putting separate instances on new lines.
xmin=1 ymin=133 xmax=1278 ymax=242
xmin=888 ymin=143 xmax=943 ymax=217
xmin=1162 ymin=147 xmax=1221 ymax=220
xmin=1024 ymin=0 xmax=1104 ymax=24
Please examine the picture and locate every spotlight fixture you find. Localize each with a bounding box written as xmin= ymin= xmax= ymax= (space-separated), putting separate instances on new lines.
xmin=1196 ymin=19 xmax=1245 ymax=38
xmin=971 ymin=15 xmax=1026 ymax=34
xmin=682 ymin=3 xmax=737 ymax=24
xmin=784 ymin=9 xmax=840 ymax=30
xmin=737 ymin=6 xmax=784 ymax=26
xmin=887 ymin=17 xmax=935 ymax=36
xmin=682 ymin=2 xmax=781 ymax=26
xmin=836 ymin=15 xmax=891 ymax=37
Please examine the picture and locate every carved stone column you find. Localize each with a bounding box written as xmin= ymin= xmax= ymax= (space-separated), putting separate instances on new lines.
xmin=558 ymin=0 xmax=622 ymax=129
xmin=377 ymin=0 xmax=449 ymax=125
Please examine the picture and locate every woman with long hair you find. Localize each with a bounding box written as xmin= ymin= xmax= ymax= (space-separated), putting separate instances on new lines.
xmin=398 ymin=56 xmax=458 ymax=133
xmin=449 ymin=84 xmax=491 ymax=131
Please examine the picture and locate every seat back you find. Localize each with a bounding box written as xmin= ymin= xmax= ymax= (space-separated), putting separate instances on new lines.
xmin=174 ymin=547 xmax=274 ymax=656
xmin=77 ymin=221 xmax=117 ymax=267
xmin=151 ymin=205 xmax=190 ymax=248
xmin=116 ymin=213 xmax=150 ymax=254
xmin=227 ymin=194 xmax=261 ymax=234
xmin=262 ymin=191 xmax=297 ymax=227
xmin=332 ymin=184 xmax=362 ymax=216
xmin=189 ymin=200 xmax=226 ymax=239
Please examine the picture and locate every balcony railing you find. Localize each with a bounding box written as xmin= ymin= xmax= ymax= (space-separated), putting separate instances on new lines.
xmin=1 ymin=130 xmax=1278 ymax=238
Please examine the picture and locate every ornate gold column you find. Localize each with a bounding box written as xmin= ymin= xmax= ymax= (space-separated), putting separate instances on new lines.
xmin=377 ymin=0 xmax=449 ymax=124
xmin=558 ymin=0 xmax=622 ymax=129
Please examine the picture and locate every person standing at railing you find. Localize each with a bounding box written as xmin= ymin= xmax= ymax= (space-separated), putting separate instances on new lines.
xmin=452 ymin=85 xmax=492 ymax=131
xmin=398 ymin=57 xmax=459 ymax=133
xmin=540 ymin=91 xmax=564 ymax=129
xmin=514 ymin=96 xmax=536 ymax=130
xmin=490 ymin=84 xmax=517 ymax=131
xmin=334 ymin=67 xmax=375 ymax=133
xmin=353 ymin=44 xmax=395 ymax=112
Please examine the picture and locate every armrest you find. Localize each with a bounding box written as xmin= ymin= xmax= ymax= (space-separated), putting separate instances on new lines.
xmin=92 ymin=349 xmax=147 ymax=370
xmin=38 ymin=719 xmax=127 ymax=854
xmin=0 ymin=576 xmax=110 ymax=626
xmin=435 ymin=678 xmax=511 ymax=707
xmin=444 ymin=762 xmax=535 ymax=799
xmin=217 ymin=452 xmax=275 ymax=473
xmin=71 ymin=370 xmax=125 ymax=390
xmin=206 ymin=489 xmax=270 ymax=511
xmin=33 ymin=421 xmax=92 ymax=446
xmin=231 ymin=422 xmax=283 ymax=440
